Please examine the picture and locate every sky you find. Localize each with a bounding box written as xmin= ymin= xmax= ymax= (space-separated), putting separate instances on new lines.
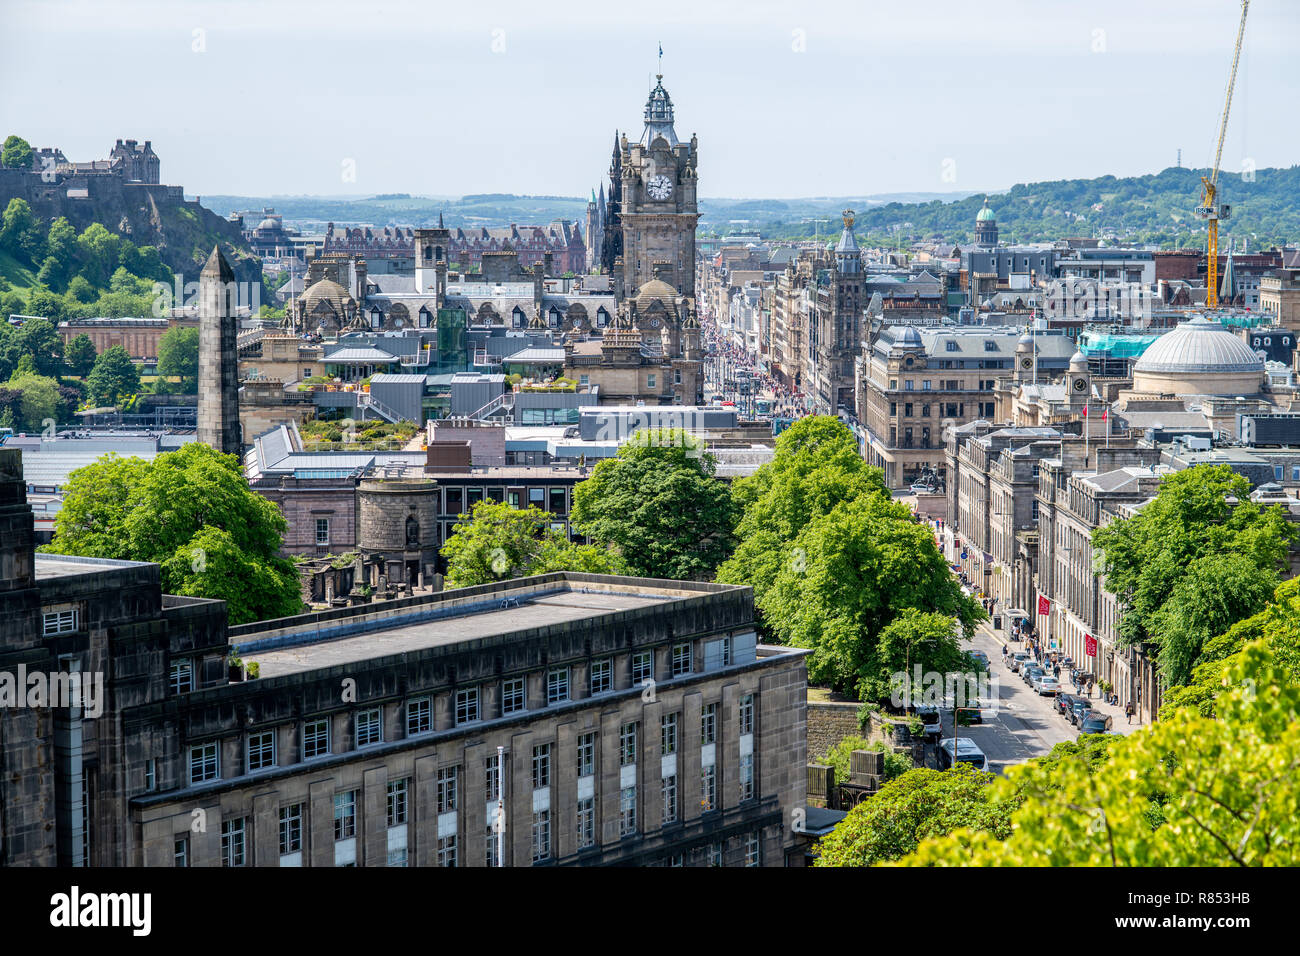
xmin=2 ymin=0 xmax=1296 ymax=200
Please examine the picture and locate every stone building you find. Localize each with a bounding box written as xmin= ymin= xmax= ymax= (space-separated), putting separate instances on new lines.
xmin=1260 ymin=251 xmax=1300 ymax=330
xmin=808 ymin=211 xmax=865 ymax=416
xmin=1 ymin=446 xmax=811 ymax=867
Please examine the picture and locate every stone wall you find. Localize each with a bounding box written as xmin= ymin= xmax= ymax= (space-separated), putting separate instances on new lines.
xmin=806 ymin=701 xmax=862 ymax=762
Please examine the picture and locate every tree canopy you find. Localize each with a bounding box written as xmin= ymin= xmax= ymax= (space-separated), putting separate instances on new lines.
xmin=570 ymin=428 xmax=738 ymax=580
xmin=85 ymin=344 xmax=141 ymax=407
xmin=1 ymin=135 xmax=34 ymax=169
xmin=42 ymin=443 xmax=302 ymax=624
xmin=156 ymin=326 xmax=200 ymax=392
xmin=440 ymin=500 xmax=625 ymax=589
xmin=1093 ymin=464 xmax=1296 ymax=686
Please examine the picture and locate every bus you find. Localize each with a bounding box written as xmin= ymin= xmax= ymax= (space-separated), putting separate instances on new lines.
xmin=755 ymin=399 xmax=771 ymax=416
xmin=938 ymin=737 xmax=988 ymax=772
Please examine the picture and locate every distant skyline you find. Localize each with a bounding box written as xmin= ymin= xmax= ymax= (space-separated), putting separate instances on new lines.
xmin=3 ymin=0 xmax=1297 ymax=199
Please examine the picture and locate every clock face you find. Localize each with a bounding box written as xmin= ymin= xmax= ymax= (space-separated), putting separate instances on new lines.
xmin=1021 ymin=357 xmax=1032 ymax=369
xmin=646 ymin=174 xmax=673 ymax=200
xmin=1073 ymin=377 xmax=1087 ymax=392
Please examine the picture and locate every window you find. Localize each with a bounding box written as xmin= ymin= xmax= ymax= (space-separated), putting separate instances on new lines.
xmin=576 ymin=797 xmax=595 ymax=848
xmin=546 ymin=667 xmax=569 ymax=705
xmin=532 ymin=811 xmax=551 ymax=862
xmin=334 ymin=791 xmax=357 ymax=840
xmin=740 ymin=695 xmax=755 ymax=735
xmin=1292 ymin=466 xmax=1300 ymax=482
xmin=173 ymin=836 xmax=188 ymax=868
xmin=945 ymin=340 xmax=959 ymax=352
xmin=661 ymin=775 xmax=678 ymax=825
xmin=548 ymin=486 xmax=566 ymax=515
xmin=576 ymin=732 xmax=595 ymax=778
xmin=486 ymin=825 xmax=501 ymax=867
xmin=170 ymin=659 xmax=193 ymax=694
xmin=42 ymin=608 xmax=79 ymax=635
xmin=632 ymin=650 xmax=653 ymax=686
xmin=221 ymin=818 xmax=247 ymax=867
xmin=922 ymin=380 xmax=931 ymax=390
xmin=407 ymin=698 xmax=432 ymax=735
xmin=904 ymin=403 xmax=913 ymax=417
xmin=589 ymin=658 xmax=611 ymax=695
xmin=189 ymin=743 xmax=218 ymax=784
xmin=303 ymin=719 xmax=330 ymax=759
xmin=1275 ymin=465 xmax=1285 ymax=481
xmin=671 ymin=643 xmax=691 ymax=676
xmin=904 ymin=379 xmax=914 ymax=391
xmin=661 ymin=713 xmax=678 ymax=756
xmin=280 ymin=804 xmax=303 ymax=855
xmin=437 ymin=766 xmax=459 ymax=813
xmin=889 ymin=401 xmax=896 ymax=415
xmin=701 ymin=703 xmax=718 ymax=745
xmin=984 ymin=340 xmax=997 ymax=352
xmin=356 ymin=708 xmax=382 ymax=747
xmin=739 ymin=753 xmax=755 ymax=802
xmin=528 ymin=487 xmax=546 ymax=509
xmin=619 ymin=787 xmax=637 ymax=836
xmin=387 ymin=779 xmax=409 ymax=827
xmin=246 ymin=731 xmax=275 ymax=772
xmin=708 ymin=842 xmax=723 ymax=867
xmin=493 ymin=677 xmax=522 ymax=715
xmin=437 ymin=836 xmax=458 ymax=867
xmin=144 ymin=759 xmax=156 ymax=791
xmin=532 ymin=744 xmax=551 ymax=789
xmin=744 ymin=832 xmax=760 ymax=867
xmin=455 ymin=687 xmax=479 ymax=725
xmin=486 ymin=754 xmax=499 ymax=806
xmin=315 ymin=518 xmax=330 ymax=546
xmin=647 ymin=373 xmax=656 ymax=389
xmin=620 ymin=723 xmax=638 ymax=766
xmin=701 ymin=766 xmax=717 ymax=812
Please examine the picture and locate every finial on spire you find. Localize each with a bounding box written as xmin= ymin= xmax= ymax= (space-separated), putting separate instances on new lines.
xmin=842 ymin=209 xmax=855 ymax=230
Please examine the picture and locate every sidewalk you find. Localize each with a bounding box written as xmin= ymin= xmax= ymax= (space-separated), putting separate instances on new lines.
xmin=977 ymin=620 xmax=1141 ymax=732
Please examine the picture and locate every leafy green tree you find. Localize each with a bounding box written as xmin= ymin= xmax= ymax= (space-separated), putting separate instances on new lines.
xmin=875 ymin=609 xmax=970 ymax=703
xmin=156 ymin=326 xmax=199 ymax=392
xmin=816 ymin=735 xmax=912 ymax=787
xmin=717 ymin=415 xmax=887 ymax=605
xmin=1 ymin=135 xmax=34 ymax=169
xmin=45 ymin=216 xmax=77 ymax=266
xmin=5 ymin=370 xmax=59 ymax=431
xmin=0 ymin=197 xmax=45 ymax=265
xmin=65 ymin=333 xmax=97 ymax=377
xmin=761 ymin=492 xmax=981 ymax=698
xmin=570 ymin=428 xmax=738 ymax=580
xmin=14 ymin=317 xmax=63 ymax=376
xmin=441 ymin=500 xmax=625 ymax=589
xmin=85 ymin=344 xmax=140 ymax=406
xmin=1093 ymin=464 xmax=1296 ymax=685
xmin=898 ymin=641 xmax=1300 ymax=866
xmin=43 ymin=443 xmax=302 ymax=624
xmin=23 ymin=287 xmax=64 ymax=322
xmin=74 ymin=222 xmax=122 ymax=287
xmin=66 ymin=274 xmax=96 ymax=303
xmin=814 ymin=765 xmax=1017 ymax=867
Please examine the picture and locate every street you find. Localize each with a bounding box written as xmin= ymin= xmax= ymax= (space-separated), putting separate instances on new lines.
xmin=937 ymin=626 xmax=1137 ymax=775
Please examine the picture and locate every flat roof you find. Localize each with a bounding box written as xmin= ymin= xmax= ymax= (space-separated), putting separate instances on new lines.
xmin=34 ymin=553 xmax=151 ymax=580
xmin=242 ymin=587 xmax=672 ymax=678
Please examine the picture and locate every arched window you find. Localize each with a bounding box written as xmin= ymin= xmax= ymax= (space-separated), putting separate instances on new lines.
xmin=423 ymin=245 xmax=433 ymax=262
xmin=548 ymin=308 xmax=561 ymax=329
xmin=512 ymin=307 xmax=525 ymax=328
xmin=596 ymin=307 xmax=609 ymax=328
xmin=419 ymin=307 xmax=432 ymax=328
xmin=370 ymin=307 xmax=382 ymax=328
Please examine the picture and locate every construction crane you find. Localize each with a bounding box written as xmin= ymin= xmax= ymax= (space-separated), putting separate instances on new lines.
xmin=1196 ymin=0 xmax=1249 ymax=310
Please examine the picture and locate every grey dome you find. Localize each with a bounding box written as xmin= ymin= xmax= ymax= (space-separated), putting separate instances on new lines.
xmin=893 ymin=326 xmax=923 ymax=347
xmin=1069 ymin=349 xmax=1088 ymax=370
xmin=1133 ymin=317 xmax=1265 ymax=375
xmin=1017 ymin=332 xmax=1034 ymax=346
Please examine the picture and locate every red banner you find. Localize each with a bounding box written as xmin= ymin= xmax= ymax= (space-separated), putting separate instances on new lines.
xmin=1084 ymin=633 xmax=1097 ymax=657
xmin=1037 ymin=595 xmax=1050 ymax=617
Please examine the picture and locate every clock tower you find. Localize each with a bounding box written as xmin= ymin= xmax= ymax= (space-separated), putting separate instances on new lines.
xmin=617 ymin=74 xmax=699 ymax=299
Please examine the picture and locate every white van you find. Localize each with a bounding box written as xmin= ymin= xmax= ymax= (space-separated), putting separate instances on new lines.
xmin=939 ymin=737 xmax=988 ymax=772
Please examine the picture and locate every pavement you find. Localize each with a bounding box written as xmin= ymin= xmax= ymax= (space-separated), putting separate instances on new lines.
xmin=932 ymin=621 xmax=1138 ymax=775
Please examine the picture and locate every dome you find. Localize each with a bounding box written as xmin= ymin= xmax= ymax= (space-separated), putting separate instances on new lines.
xmin=301 ymin=278 xmax=356 ymax=314
xmin=256 ymin=217 xmax=280 ymax=232
xmin=976 ymin=198 xmax=996 ymax=222
xmin=1133 ymin=318 xmax=1265 ymax=375
xmin=634 ymin=278 xmax=678 ymax=311
xmin=1132 ymin=316 xmax=1266 ymax=396
xmin=1069 ymin=349 xmax=1088 ymax=370
xmin=1017 ymin=332 xmax=1034 ymax=347
xmin=893 ymin=326 xmax=923 ymax=347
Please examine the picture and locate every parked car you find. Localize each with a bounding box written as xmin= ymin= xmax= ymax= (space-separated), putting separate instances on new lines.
xmin=967 ymin=650 xmax=990 ymax=672
xmin=1034 ymin=675 xmax=1060 ymax=696
xmin=914 ymin=705 xmax=943 ymax=739
xmin=939 ymin=737 xmax=988 ymax=772
xmin=1009 ymin=652 xmax=1028 ymax=673
xmin=1056 ymin=693 xmax=1079 ymax=717
xmin=1069 ymin=698 xmax=1093 ymax=725
xmin=1023 ymin=664 xmax=1045 ymax=686
xmin=1078 ymin=712 xmax=1114 ymax=735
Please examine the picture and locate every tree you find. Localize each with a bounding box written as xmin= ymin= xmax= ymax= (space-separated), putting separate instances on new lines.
xmin=65 ymin=333 xmax=97 ymax=377
xmin=570 ymin=428 xmax=738 ymax=580
xmin=74 ymin=222 xmax=122 ymax=287
xmin=760 ymin=492 xmax=982 ymax=698
xmin=875 ymin=609 xmax=970 ymax=703
xmin=1 ymin=135 xmax=34 ymax=169
xmin=13 ymin=316 xmax=63 ymax=377
xmin=897 ymin=641 xmax=1300 ymax=866
xmin=156 ymin=326 xmax=199 ymax=391
xmin=441 ymin=500 xmax=625 ymax=589
xmin=23 ymin=287 xmax=64 ymax=323
xmin=85 ymin=344 xmax=140 ymax=406
xmin=814 ymin=765 xmax=1017 ymax=867
xmin=43 ymin=443 xmax=302 ymax=625
xmin=0 ymin=197 xmax=45 ymax=265
xmin=1093 ymin=464 xmax=1296 ymax=684
xmin=717 ymin=415 xmax=888 ymax=606
xmin=5 ymin=370 xmax=59 ymax=431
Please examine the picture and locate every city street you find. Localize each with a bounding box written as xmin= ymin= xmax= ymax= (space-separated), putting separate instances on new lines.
xmin=937 ymin=625 xmax=1137 ymax=775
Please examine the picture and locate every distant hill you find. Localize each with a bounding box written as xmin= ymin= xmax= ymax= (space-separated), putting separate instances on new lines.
xmin=199 ymin=166 xmax=1299 ymax=250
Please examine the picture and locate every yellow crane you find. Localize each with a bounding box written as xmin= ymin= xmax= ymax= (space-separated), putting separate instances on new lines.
xmin=1196 ymin=0 xmax=1250 ymax=310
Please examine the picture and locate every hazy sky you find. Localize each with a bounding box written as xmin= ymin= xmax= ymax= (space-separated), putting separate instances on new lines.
xmin=2 ymin=0 xmax=1296 ymax=199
